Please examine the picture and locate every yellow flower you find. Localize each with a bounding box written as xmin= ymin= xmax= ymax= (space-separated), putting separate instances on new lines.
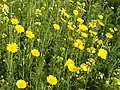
xmin=98 ymin=15 xmax=103 ymax=19
xmin=61 ymin=8 xmax=66 ymax=15
xmin=60 ymin=47 xmax=65 ymax=52
xmin=61 ymin=18 xmax=67 ymax=23
xmin=65 ymin=59 xmax=74 ymax=66
xmin=97 ymin=48 xmax=108 ymax=59
xmin=73 ymin=39 xmax=84 ymax=50
xmin=15 ymin=25 xmax=24 ymax=33
xmin=2 ymin=4 xmax=9 ymax=14
xmin=77 ymin=18 xmax=84 ymax=24
xmin=111 ymin=6 xmax=114 ymax=9
xmin=1 ymin=79 xmax=5 ymax=83
xmin=68 ymin=21 xmax=73 ymax=25
xmin=89 ymin=30 xmax=97 ymax=36
xmin=90 ymin=47 xmax=96 ymax=53
xmin=67 ymin=25 xmax=74 ymax=31
xmin=98 ymin=20 xmax=105 ymax=26
xmin=116 ymin=79 xmax=120 ymax=85
xmin=16 ymin=79 xmax=27 ymax=89
xmin=53 ymin=24 xmax=60 ymax=30
xmin=88 ymin=58 xmax=95 ymax=65
xmin=81 ymin=8 xmax=86 ymax=12
xmin=97 ymin=40 xmax=103 ymax=45
xmin=114 ymin=27 xmax=118 ymax=31
xmin=64 ymin=12 xmax=70 ymax=18
xmin=3 ymin=0 xmax=7 ymax=2
xmin=26 ymin=30 xmax=35 ymax=39
xmin=11 ymin=18 xmax=19 ymax=25
xmin=81 ymin=32 xmax=88 ymax=38
xmin=47 ymin=75 xmax=57 ymax=85
xmin=73 ymin=10 xmax=78 ymax=16
xmin=86 ymin=48 xmax=91 ymax=53
xmin=79 ymin=24 xmax=88 ymax=31
xmin=31 ymin=49 xmax=40 ymax=57
xmin=7 ymin=43 xmax=18 ymax=53
xmin=109 ymin=28 xmax=114 ymax=33
xmin=86 ymin=47 xmax=96 ymax=53
xmin=88 ymin=22 xmax=96 ymax=28
xmin=80 ymin=63 xmax=90 ymax=72
xmin=68 ymin=64 xmax=78 ymax=72
xmin=105 ymin=33 xmax=113 ymax=39
xmin=61 ymin=8 xmax=70 ymax=18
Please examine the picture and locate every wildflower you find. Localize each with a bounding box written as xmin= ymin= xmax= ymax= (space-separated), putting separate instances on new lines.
xmin=64 ymin=12 xmax=70 ymax=18
xmin=61 ymin=8 xmax=70 ymax=18
xmin=16 ymin=79 xmax=27 ymax=89
xmin=31 ymin=49 xmax=40 ymax=57
xmin=90 ymin=47 xmax=96 ymax=53
xmin=116 ymin=79 xmax=120 ymax=85
xmin=77 ymin=18 xmax=84 ymax=24
xmin=80 ymin=63 xmax=90 ymax=72
xmin=86 ymin=47 xmax=96 ymax=53
xmin=1 ymin=79 xmax=5 ymax=83
xmin=114 ymin=27 xmax=118 ymax=31
xmin=47 ymin=75 xmax=57 ymax=85
xmin=60 ymin=47 xmax=65 ymax=52
xmin=2 ymin=33 xmax=7 ymax=38
xmin=98 ymin=20 xmax=105 ymax=26
xmin=68 ymin=64 xmax=78 ymax=72
xmin=109 ymin=28 xmax=114 ymax=33
xmin=53 ymin=24 xmax=60 ymax=30
xmin=79 ymin=24 xmax=88 ymax=31
xmin=105 ymin=33 xmax=113 ymax=39
xmin=61 ymin=18 xmax=67 ymax=23
xmin=67 ymin=24 xmax=74 ymax=31
xmin=2 ymin=4 xmax=9 ymax=14
xmin=88 ymin=20 xmax=97 ymax=28
xmin=65 ymin=59 xmax=74 ymax=66
xmin=11 ymin=18 xmax=19 ymax=25
xmin=73 ymin=10 xmax=78 ymax=16
xmin=3 ymin=0 xmax=7 ymax=2
xmin=98 ymin=15 xmax=103 ymax=19
xmin=86 ymin=48 xmax=91 ymax=53
xmin=97 ymin=48 xmax=108 ymax=59
xmin=88 ymin=58 xmax=95 ymax=65
xmin=3 ymin=16 xmax=9 ymax=22
xmin=89 ymin=30 xmax=97 ymax=36
xmin=88 ymin=22 xmax=96 ymax=28
xmin=26 ymin=30 xmax=35 ymax=39
xmin=57 ymin=56 xmax=63 ymax=62
xmin=68 ymin=21 xmax=73 ymax=25
xmin=73 ymin=39 xmax=84 ymax=50
xmin=97 ymin=40 xmax=103 ymax=45
xmin=111 ymin=6 xmax=114 ymax=9
xmin=7 ymin=43 xmax=18 ymax=53
xmin=61 ymin=8 xmax=66 ymax=15
xmin=81 ymin=32 xmax=88 ymax=38
xmin=81 ymin=8 xmax=86 ymax=12
xmin=15 ymin=25 xmax=24 ymax=33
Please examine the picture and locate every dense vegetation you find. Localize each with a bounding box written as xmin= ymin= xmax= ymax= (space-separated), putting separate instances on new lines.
xmin=0 ymin=0 xmax=120 ymax=90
